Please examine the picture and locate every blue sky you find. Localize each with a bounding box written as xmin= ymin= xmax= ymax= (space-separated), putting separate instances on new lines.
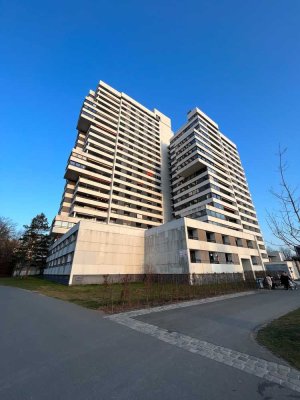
xmin=0 ymin=0 xmax=299 ymax=246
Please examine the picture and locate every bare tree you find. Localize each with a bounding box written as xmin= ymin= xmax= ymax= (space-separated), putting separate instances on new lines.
xmin=279 ymin=246 xmax=294 ymax=260
xmin=0 ymin=217 xmax=19 ymax=276
xmin=267 ymin=147 xmax=300 ymax=248
xmin=266 ymin=246 xmax=275 ymax=254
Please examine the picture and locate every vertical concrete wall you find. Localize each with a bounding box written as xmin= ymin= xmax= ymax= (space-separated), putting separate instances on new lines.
xmin=155 ymin=109 xmax=173 ymax=224
xmin=70 ymin=221 xmax=145 ymax=284
xmin=144 ymin=219 xmax=189 ymax=274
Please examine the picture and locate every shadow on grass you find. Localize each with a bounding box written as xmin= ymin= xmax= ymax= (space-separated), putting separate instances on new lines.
xmin=257 ymin=308 xmax=300 ymax=370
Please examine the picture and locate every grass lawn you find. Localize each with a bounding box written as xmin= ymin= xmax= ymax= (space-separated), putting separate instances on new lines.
xmin=257 ymin=308 xmax=300 ymax=370
xmin=0 ymin=276 xmax=255 ymax=313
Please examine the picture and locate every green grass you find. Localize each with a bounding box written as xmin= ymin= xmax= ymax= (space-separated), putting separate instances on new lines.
xmin=257 ymin=308 xmax=300 ymax=370
xmin=0 ymin=276 xmax=255 ymax=313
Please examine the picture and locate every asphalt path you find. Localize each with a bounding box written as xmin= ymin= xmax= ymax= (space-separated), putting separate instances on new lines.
xmin=136 ymin=289 xmax=300 ymax=360
xmin=1 ymin=285 xmax=300 ymax=400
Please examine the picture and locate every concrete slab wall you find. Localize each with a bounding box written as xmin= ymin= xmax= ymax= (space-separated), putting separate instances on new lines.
xmin=145 ymin=219 xmax=189 ymax=274
xmin=70 ymin=221 xmax=145 ymax=284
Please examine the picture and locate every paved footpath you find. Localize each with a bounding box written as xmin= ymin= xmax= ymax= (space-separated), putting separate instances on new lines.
xmin=1 ymin=286 xmax=300 ymax=400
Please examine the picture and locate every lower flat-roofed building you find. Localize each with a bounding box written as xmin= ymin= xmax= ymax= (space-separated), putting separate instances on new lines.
xmin=264 ymin=260 xmax=300 ymax=281
xmin=45 ymin=220 xmax=145 ymax=285
xmin=145 ymin=218 xmax=264 ymax=282
xmin=44 ymin=218 xmax=264 ymax=285
xmin=264 ymin=251 xmax=300 ymax=280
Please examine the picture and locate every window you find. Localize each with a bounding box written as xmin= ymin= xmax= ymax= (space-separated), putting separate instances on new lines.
xmin=251 ymin=255 xmax=259 ymax=265
xmin=206 ymin=231 xmax=216 ymax=243
xmin=235 ymin=238 xmax=243 ymax=247
xmin=225 ymin=253 xmax=233 ymax=263
xmin=247 ymin=240 xmax=254 ymax=249
xmin=209 ymin=252 xmax=219 ymax=263
xmin=188 ymin=228 xmax=198 ymax=240
xmin=222 ymin=235 xmax=230 ymax=245
xmin=190 ymin=250 xmax=201 ymax=263
xmin=70 ymin=233 xmax=77 ymax=242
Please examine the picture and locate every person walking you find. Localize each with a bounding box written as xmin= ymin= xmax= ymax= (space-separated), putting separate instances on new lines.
xmin=265 ymin=275 xmax=272 ymax=290
xmin=272 ymin=275 xmax=277 ymax=289
xmin=274 ymin=273 xmax=281 ymax=289
xmin=280 ymin=272 xmax=290 ymax=290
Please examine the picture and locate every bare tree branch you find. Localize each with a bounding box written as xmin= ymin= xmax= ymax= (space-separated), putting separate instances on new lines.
xmin=267 ymin=146 xmax=300 ymax=249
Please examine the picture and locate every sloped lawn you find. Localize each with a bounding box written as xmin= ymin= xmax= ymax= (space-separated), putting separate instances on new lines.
xmin=0 ymin=276 xmax=255 ymax=313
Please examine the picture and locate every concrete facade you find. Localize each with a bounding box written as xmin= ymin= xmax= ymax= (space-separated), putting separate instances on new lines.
xmin=52 ymin=81 xmax=172 ymax=236
xmin=170 ymin=108 xmax=268 ymax=263
xmin=145 ymin=218 xmax=264 ymax=279
xmin=145 ymin=219 xmax=189 ymax=275
xmin=45 ymin=80 xmax=268 ymax=284
xmin=267 ymin=251 xmax=285 ymax=262
xmin=45 ymin=217 xmax=264 ymax=284
xmin=46 ymin=220 xmax=145 ymax=285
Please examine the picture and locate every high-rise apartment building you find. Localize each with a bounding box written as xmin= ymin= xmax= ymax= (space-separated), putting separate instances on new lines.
xmin=169 ymin=108 xmax=268 ymax=262
xmin=52 ymin=81 xmax=172 ymax=236
xmin=45 ymin=82 xmax=267 ymax=284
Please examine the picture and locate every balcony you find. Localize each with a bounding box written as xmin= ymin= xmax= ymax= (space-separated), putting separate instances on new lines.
xmin=72 ymin=196 xmax=109 ymax=209
xmin=177 ymin=158 xmax=206 ymax=178
xmin=74 ymin=185 xmax=110 ymax=201
xmin=64 ymin=159 xmax=112 ymax=183
xmin=77 ymin=110 xmax=95 ymax=133
xmin=71 ymin=205 xmax=108 ymax=219
xmin=64 ymin=164 xmax=82 ymax=181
